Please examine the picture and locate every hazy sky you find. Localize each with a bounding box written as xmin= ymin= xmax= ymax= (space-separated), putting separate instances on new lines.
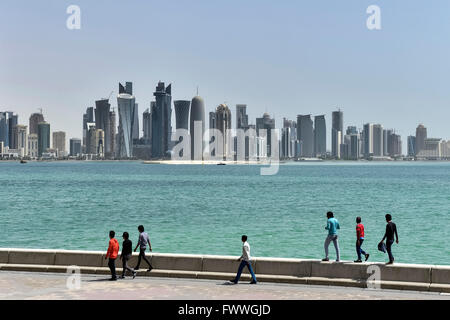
xmin=1 ymin=0 xmax=450 ymax=150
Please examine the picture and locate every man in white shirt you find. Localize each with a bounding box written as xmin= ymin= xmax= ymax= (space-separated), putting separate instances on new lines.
xmin=230 ymin=235 xmax=257 ymax=284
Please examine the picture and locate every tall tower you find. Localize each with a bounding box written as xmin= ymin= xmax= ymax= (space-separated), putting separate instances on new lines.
xmin=297 ymin=115 xmax=314 ymax=158
xmin=95 ymin=99 xmax=111 ymax=156
xmin=314 ymin=115 xmax=326 ymax=157
xmin=216 ymin=104 xmax=232 ymax=160
xmin=29 ymin=112 xmax=44 ymax=136
xmin=190 ymin=96 xmax=205 ymax=160
xmin=415 ymin=124 xmax=427 ymax=156
xmin=117 ymin=91 xmax=136 ymax=158
xmin=152 ymin=82 xmax=172 ymax=159
xmin=331 ymin=110 xmax=343 ymax=159
xmin=37 ymin=122 xmax=50 ymax=157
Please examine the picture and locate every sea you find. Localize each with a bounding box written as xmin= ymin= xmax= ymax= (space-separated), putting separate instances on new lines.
xmin=0 ymin=161 xmax=449 ymax=265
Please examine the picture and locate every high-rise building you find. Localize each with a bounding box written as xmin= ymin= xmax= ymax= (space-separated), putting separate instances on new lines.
xmin=281 ymin=119 xmax=296 ymax=159
xmin=174 ymin=100 xmax=190 ymax=158
xmin=372 ymin=124 xmax=383 ymax=157
xmin=190 ymin=96 xmax=205 ymax=160
xmin=314 ymin=115 xmax=326 ymax=157
xmin=407 ymin=135 xmax=416 ymax=157
xmin=52 ymin=131 xmax=66 ymax=157
xmin=13 ymin=124 xmax=27 ymax=156
xmin=151 ymin=82 xmax=172 ymax=159
xmin=117 ymin=90 xmax=136 ymax=158
xmin=133 ymin=103 xmax=140 ymax=144
xmin=82 ymin=107 xmax=94 ymax=153
xmin=415 ymin=124 xmax=427 ymax=156
xmin=363 ymin=123 xmax=373 ymax=158
xmin=236 ymin=104 xmax=249 ymax=130
xmin=143 ymin=107 xmax=152 ymax=145
xmin=70 ymin=138 xmax=82 ymax=157
xmin=297 ymin=115 xmax=314 ymax=158
xmin=28 ymin=134 xmax=38 ymax=158
xmin=256 ymin=113 xmax=275 ymax=158
xmin=29 ymin=112 xmax=44 ymax=135
xmin=174 ymin=100 xmax=191 ymax=131
xmin=37 ymin=122 xmax=50 ymax=157
xmin=215 ymin=104 xmax=231 ymax=160
xmin=0 ymin=112 xmax=18 ymax=148
xmin=331 ymin=110 xmax=343 ymax=159
xmin=109 ymin=109 xmax=116 ymax=157
xmin=95 ymin=99 xmax=111 ymax=156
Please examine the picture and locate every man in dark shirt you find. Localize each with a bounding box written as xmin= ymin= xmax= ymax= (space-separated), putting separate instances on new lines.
xmin=380 ymin=214 xmax=399 ymax=264
xmin=120 ymin=232 xmax=137 ymax=279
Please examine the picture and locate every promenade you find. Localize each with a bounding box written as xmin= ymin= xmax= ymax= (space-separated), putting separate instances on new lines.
xmin=1 ymin=271 xmax=449 ymax=300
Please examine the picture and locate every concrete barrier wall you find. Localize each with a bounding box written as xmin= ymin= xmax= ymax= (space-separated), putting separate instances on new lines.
xmin=1 ymin=249 xmax=449 ymax=287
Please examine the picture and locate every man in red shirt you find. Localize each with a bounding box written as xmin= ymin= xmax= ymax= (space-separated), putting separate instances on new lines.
xmin=355 ymin=217 xmax=369 ymax=263
xmin=105 ymin=230 xmax=120 ymax=281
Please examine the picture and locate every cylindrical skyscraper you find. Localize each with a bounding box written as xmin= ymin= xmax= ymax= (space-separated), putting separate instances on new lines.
xmin=190 ymin=96 xmax=205 ymax=160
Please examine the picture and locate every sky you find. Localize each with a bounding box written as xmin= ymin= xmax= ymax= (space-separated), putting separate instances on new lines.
xmin=1 ymin=0 xmax=450 ymax=151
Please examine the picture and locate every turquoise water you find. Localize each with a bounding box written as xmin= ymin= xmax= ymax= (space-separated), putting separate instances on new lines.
xmin=0 ymin=161 xmax=449 ymax=265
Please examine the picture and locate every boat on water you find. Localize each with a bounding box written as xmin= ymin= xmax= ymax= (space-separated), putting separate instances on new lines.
xmin=20 ymin=160 xmax=27 ymax=164
xmin=217 ymin=163 xmax=226 ymax=166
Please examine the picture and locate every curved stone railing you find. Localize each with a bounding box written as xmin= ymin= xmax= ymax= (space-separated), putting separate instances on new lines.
xmin=0 ymin=248 xmax=449 ymax=293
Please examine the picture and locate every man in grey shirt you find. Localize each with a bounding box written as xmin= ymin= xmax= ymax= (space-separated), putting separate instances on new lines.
xmin=134 ymin=225 xmax=153 ymax=271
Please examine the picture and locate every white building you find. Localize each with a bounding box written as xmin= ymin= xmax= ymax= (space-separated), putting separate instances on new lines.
xmin=28 ymin=134 xmax=38 ymax=158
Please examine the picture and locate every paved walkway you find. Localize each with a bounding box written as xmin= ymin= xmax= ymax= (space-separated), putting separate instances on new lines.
xmin=0 ymin=271 xmax=448 ymax=300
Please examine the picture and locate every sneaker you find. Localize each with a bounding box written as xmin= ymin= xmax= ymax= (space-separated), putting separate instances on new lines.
xmin=386 ymin=261 xmax=394 ymax=265
xmin=250 ymin=280 xmax=257 ymax=284
xmin=365 ymin=254 xmax=370 ymax=261
xmin=109 ymin=278 xmax=117 ymax=281
xmin=321 ymin=258 xmax=329 ymax=262
xmin=229 ymin=279 xmax=237 ymax=284
xmin=120 ymin=275 xmax=125 ymax=279
xmin=134 ymin=267 xmax=139 ymax=271
xmin=354 ymin=259 xmax=362 ymax=263
xmin=335 ymin=260 xmax=340 ymax=262
xmin=147 ymin=267 xmax=153 ymax=272
xmin=132 ymin=271 xmax=137 ymax=279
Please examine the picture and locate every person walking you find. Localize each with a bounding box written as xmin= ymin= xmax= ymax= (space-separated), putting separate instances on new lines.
xmin=354 ymin=217 xmax=369 ymax=263
xmin=120 ymin=232 xmax=137 ymax=279
xmin=134 ymin=225 xmax=153 ymax=271
xmin=379 ymin=214 xmax=399 ymax=264
xmin=322 ymin=211 xmax=340 ymax=262
xmin=230 ymin=235 xmax=257 ymax=284
xmin=105 ymin=230 xmax=119 ymax=281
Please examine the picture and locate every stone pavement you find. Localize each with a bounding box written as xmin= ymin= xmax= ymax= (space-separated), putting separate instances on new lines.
xmin=0 ymin=271 xmax=449 ymax=300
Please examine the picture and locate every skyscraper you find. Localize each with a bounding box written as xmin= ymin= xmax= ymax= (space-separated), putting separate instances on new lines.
xmin=8 ymin=113 xmax=18 ymax=148
xmin=407 ymin=135 xmax=416 ymax=157
xmin=297 ymin=115 xmax=314 ymax=158
xmin=13 ymin=124 xmax=27 ymax=156
xmin=256 ymin=113 xmax=275 ymax=158
xmin=363 ymin=123 xmax=373 ymax=158
xmin=52 ymin=131 xmax=66 ymax=157
xmin=236 ymin=104 xmax=249 ymax=130
xmin=117 ymin=92 xmax=136 ymax=158
xmin=372 ymin=124 xmax=383 ymax=157
xmin=29 ymin=112 xmax=44 ymax=135
xmin=174 ymin=100 xmax=191 ymax=131
xmin=190 ymin=96 xmax=205 ymax=160
xmin=314 ymin=115 xmax=326 ymax=157
xmin=70 ymin=138 xmax=82 ymax=157
xmin=109 ymin=109 xmax=116 ymax=157
xmin=37 ymin=122 xmax=50 ymax=157
xmin=151 ymin=82 xmax=172 ymax=159
xmin=415 ymin=124 xmax=427 ymax=156
xmin=143 ymin=107 xmax=152 ymax=145
xmin=95 ymin=99 xmax=111 ymax=156
xmin=331 ymin=110 xmax=343 ymax=159
xmin=216 ymin=104 xmax=232 ymax=160
xmin=82 ymin=107 xmax=94 ymax=153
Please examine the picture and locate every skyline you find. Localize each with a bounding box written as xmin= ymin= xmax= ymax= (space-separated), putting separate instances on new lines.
xmin=2 ymin=1 xmax=450 ymax=151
